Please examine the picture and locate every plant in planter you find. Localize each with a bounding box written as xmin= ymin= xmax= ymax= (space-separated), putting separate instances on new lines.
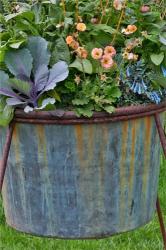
xmin=0 ymin=0 xmax=166 ymax=245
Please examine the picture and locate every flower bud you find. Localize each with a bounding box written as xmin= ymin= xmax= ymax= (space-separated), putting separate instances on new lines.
xmin=140 ymin=5 xmax=150 ymax=13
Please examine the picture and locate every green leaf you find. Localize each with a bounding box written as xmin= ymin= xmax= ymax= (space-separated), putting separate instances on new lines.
xmin=48 ymin=89 xmax=61 ymax=102
xmin=91 ymin=24 xmax=117 ymax=34
xmin=159 ymin=34 xmax=166 ymax=45
xmin=75 ymin=106 xmax=93 ymax=117
xmin=15 ymin=19 xmax=39 ymax=36
xmin=5 ymin=11 xmax=34 ymax=22
xmin=70 ymin=58 xmax=93 ymax=74
xmin=151 ymin=74 xmax=166 ymax=88
xmin=27 ymin=36 xmax=50 ymax=73
xmin=104 ymin=86 xmax=121 ymax=98
xmin=0 ymin=97 xmax=6 ymax=112
xmin=5 ymin=48 xmax=33 ymax=77
xmin=50 ymin=38 xmax=70 ymax=65
xmin=146 ymin=35 xmax=159 ymax=43
xmin=65 ymin=81 xmax=76 ymax=92
xmin=9 ymin=39 xmax=26 ymax=49
xmin=9 ymin=78 xmax=30 ymax=95
xmin=104 ymin=106 xmax=115 ymax=113
xmin=0 ymin=103 xmax=14 ymax=127
xmin=0 ymin=45 xmax=7 ymax=63
xmin=72 ymin=98 xmax=89 ymax=105
xmin=150 ymin=52 xmax=164 ymax=65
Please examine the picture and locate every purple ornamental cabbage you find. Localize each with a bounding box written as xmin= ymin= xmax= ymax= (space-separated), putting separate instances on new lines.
xmin=0 ymin=37 xmax=69 ymax=112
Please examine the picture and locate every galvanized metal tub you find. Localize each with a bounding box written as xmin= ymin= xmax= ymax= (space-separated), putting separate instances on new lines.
xmin=0 ymin=103 xmax=166 ymax=238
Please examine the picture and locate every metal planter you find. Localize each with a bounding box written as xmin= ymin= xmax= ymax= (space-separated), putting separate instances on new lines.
xmin=0 ymin=103 xmax=165 ymax=238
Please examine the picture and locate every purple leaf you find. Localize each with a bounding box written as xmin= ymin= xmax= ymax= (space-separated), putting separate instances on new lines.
xmin=0 ymin=88 xmax=20 ymax=98
xmin=44 ymin=61 xmax=69 ymax=91
xmin=34 ymin=64 xmax=49 ymax=91
xmin=27 ymin=37 xmax=51 ymax=73
xmin=6 ymin=97 xmax=26 ymax=106
xmin=5 ymin=48 xmax=33 ymax=78
xmin=17 ymin=74 xmax=33 ymax=85
xmin=35 ymin=98 xmax=55 ymax=110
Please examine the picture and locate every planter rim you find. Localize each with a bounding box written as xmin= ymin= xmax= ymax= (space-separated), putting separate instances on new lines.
xmin=14 ymin=101 xmax=166 ymax=125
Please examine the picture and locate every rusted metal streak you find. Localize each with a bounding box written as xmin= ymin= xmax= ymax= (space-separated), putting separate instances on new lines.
xmin=15 ymin=102 xmax=166 ymax=120
xmin=155 ymin=114 xmax=166 ymax=157
xmin=14 ymin=108 xmax=166 ymax=125
xmin=156 ymin=197 xmax=166 ymax=249
xmin=0 ymin=123 xmax=15 ymax=192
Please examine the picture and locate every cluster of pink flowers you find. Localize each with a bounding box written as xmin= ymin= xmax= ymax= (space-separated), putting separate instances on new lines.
xmin=91 ymin=46 xmax=116 ymax=69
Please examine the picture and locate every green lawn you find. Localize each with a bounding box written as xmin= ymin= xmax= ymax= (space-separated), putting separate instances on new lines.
xmin=0 ymin=156 xmax=166 ymax=250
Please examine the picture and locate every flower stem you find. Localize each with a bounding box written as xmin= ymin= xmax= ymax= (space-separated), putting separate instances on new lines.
xmin=61 ymin=0 xmax=66 ymax=19
xmin=111 ymin=0 xmax=128 ymax=45
xmin=75 ymin=0 xmax=79 ymax=22
xmin=100 ymin=0 xmax=110 ymax=24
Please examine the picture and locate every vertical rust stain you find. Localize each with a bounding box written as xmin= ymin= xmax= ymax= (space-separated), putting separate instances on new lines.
xmin=119 ymin=121 xmax=128 ymax=228
xmin=75 ymin=125 xmax=84 ymax=163
xmin=142 ymin=116 xmax=152 ymax=212
xmin=99 ymin=124 xmax=108 ymax=185
xmin=87 ymin=125 xmax=94 ymax=163
xmin=97 ymin=124 xmax=108 ymax=217
xmin=11 ymin=125 xmax=28 ymax=221
xmin=36 ymin=125 xmax=47 ymax=162
xmin=12 ymin=126 xmax=20 ymax=163
xmin=36 ymin=125 xmax=53 ymax=233
xmin=127 ymin=119 xmax=139 ymax=219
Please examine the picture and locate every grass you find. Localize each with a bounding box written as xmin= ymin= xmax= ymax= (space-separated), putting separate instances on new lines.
xmin=0 ymin=156 xmax=166 ymax=250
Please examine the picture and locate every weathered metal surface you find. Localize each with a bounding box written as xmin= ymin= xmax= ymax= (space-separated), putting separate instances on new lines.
xmin=0 ymin=123 xmax=15 ymax=191
xmin=13 ymin=102 xmax=166 ymax=125
xmin=0 ymin=112 xmax=164 ymax=238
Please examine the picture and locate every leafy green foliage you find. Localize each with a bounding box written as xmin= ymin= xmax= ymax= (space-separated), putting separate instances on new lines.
xmin=0 ymin=97 xmax=14 ymax=126
xmin=0 ymin=0 xmax=165 ymax=126
xmin=70 ymin=59 xmax=93 ymax=74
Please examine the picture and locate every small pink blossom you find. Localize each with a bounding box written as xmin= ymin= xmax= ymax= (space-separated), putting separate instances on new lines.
xmin=104 ymin=46 xmax=116 ymax=57
xmin=91 ymin=48 xmax=103 ymax=60
xmin=113 ymin=0 xmax=123 ymax=10
xmin=101 ymin=55 xmax=114 ymax=69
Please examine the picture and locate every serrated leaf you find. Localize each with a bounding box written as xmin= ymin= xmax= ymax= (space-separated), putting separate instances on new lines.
xmin=5 ymin=48 xmax=33 ymax=77
xmin=75 ymin=107 xmax=93 ymax=117
xmin=27 ymin=36 xmax=50 ymax=72
xmin=104 ymin=86 xmax=121 ymax=98
xmin=150 ymin=52 xmax=164 ymax=66
xmin=104 ymin=106 xmax=115 ymax=113
xmin=72 ymin=98 xmax=89 ymax=105
xmin=70 ymin=59 xmax=93 ymax=74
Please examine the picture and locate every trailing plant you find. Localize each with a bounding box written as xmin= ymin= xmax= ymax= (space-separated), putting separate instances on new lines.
xmin=0 ymin=0 xmax=165 ymax=126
